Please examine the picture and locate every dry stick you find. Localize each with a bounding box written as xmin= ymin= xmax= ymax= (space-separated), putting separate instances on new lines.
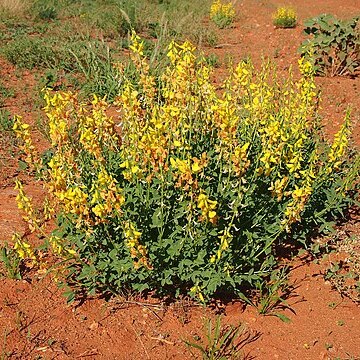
xmin=145 ymin=306 xmax=163 ymax=322
xmin=115 ymin=300 xmax=164 ymax=321
xmin=76 ymin=349 xmax=100 ymax=358
xmin=214 ymin=43 xmax=235 ymax=49
xmin=122 ymin=300 xmax=163 ymax=309
xmin=150 ymin=336 xmax=175 ymax=346
xmin=124 ymin=301 xmax=164 ymax=322
xmin=130 ymin=321 xmax=151 ymax=360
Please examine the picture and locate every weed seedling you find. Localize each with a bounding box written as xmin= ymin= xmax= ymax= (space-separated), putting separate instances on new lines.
xmin=183 ymin=316 xmax=249 ymax=360
xmin=0 ymin=245 xmax=22 ymax=280
xmin=239 ymin=267 xmax=294 ymax=321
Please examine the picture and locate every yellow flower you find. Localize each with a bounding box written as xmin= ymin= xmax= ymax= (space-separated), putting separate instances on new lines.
xmin=269 ymin=177 xmax=288 ymax=201
xmin=197 ymin=193 xmax=218 ymax=224
xmin=12 ymin=116 xmax=38 ymax=169
xmin=327 ymin=115 xmax=351 ymax=171
xmin=170 ymin=157 xmax=190 ymax=174
xmin=13 ymin=233 xmax=36 ymax=261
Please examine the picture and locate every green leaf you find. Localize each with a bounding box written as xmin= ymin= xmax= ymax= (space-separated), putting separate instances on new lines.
xmin=275 ymin=313 xmax=291 ymax=323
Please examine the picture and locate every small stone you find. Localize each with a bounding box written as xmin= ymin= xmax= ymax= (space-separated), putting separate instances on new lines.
xmin=89 ymin=321 xmax=99 ymax=331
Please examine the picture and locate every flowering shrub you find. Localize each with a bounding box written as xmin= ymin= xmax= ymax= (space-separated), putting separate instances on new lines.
xmin=272 ymin=7 xmax=297 ymax=28
xmin=210 ymin=0 xmax=236 ymax=29
xmin=13 ymin=33 xmax=359 ymax=302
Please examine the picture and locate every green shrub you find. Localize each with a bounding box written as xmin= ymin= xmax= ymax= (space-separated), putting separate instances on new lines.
xmin=13 ymin=35 xmax=359 ymax=303
xmin=300 ymin=14 xmax=360 ymax=76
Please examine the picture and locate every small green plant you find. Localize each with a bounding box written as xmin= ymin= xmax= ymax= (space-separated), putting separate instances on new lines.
xmin=0 ymin=110 xmax=14 ymax=131
xmin=205 ymin=30 xmax=218 ymax=47
xmin=31 ymin=0 xmax=58 ymax=21
xmin=325 ymin=343 xmax=333 ymax=351
xmin=36 ymin=6 xmax=57 ymax=21
xmin=325 ymin=258 xmax=360 ymax=303
xmin=1 ymin=36 xmax=60 ymax=70
xmin=0 ymin=109 xmax=17 ymax=152
xmin=38 ymin=69 xmax=62 ymax=90
xmin=321 ymin=232 xmax=360 ymax=303
xmin=272 ymin=7 xmax=297 ymax=28
xmin=0 ymin=245 xmax=22 ymax=280
xmin=300 ymin=14 xmax=360 ymax=76
xmin=0 ymin=82 xmax=14 ymax=100
xmin=210 ymin=0 xmax=236 ymax=29
xmin=204 ymin=53 xmax=220 ymax=68
xmin=38 ymin=6 xmax=57 ymax=21
xmin=0 ymin=83 xmax=14 ymax=107
xmin=239 ymin=267 xmax=293 ymax=321
xmin=184 ymin=316 xmax=248 ymax=360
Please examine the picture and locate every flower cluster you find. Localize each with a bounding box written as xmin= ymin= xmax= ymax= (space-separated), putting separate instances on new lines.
xmin=90 ymin=167 xmax=125 ymax=221
xmin=14 ymin=180 xmax=40 ymax=232
xmin=210 ymin=0 xmax=236 ymax=28
xmin=197 ymin=193 xmax=218 ymax=224
xmin=12 ymin=116 xmax=39 ymax=171
xmin=124 ymin=222 xmax=152 ymax=270
xmin=13 ymin=233 xmax=36 ymax=262
xmin=272 ymin=7 xmax=297 ymax=28
xmin=327 ymin=114 xmax=351 ymax=171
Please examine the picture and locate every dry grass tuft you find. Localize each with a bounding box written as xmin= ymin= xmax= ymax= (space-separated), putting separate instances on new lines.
xmin=0 ymin=0 xmax=29 ymax=17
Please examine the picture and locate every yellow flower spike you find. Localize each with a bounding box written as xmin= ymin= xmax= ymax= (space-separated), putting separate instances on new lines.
xmin=175 ymin=158 xmax=190 ymax=174
xmin=269 ymin=177 xmax=288 ymax=201
xmin=14 ymin=180 xmax=40 ymax=233
xmin=12 ymin=233 xmax=36 ymax=261
xmin=123 ymin=221 xmax=152 ymax=270
xmin=120 ymin=160 xmax=129 ymax=169
xmin=197 ymin=192 xmax=218 ymax=223
xmin=197 ymin=193 xmax=207 ymax=208
xmin=12 ymin=116 xmax=39 ymax=170
xmin=327 ymin=114 xmax=351 ymax=170
xmin=129 ymin=31 xmax=144 ymax=57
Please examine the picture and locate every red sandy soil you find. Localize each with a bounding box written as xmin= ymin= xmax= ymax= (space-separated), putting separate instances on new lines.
xmin=0 ymin=0 xmax=360 ymax=359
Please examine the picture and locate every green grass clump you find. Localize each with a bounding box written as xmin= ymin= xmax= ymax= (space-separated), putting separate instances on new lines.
xmin=1 ymin=36 xmax=67 ymax=70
